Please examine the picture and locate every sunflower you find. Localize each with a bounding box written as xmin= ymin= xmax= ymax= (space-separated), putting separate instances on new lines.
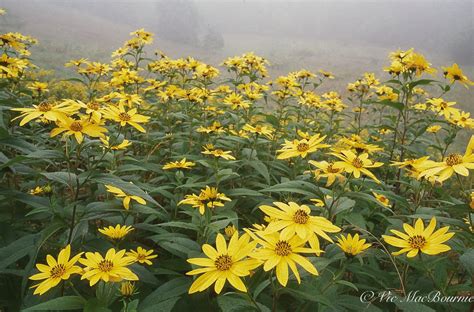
xmin=163 ymin=158 xmax=196 ymax=170
xmin=336 ymin=234 xmax=371 ymax=256
xmin=201 ymin=145 xmax=236 ymax=160
xmin=372 ymin=192 xmax=391 ymax=207
xmin=383 ymin=217 xmax=454 ymax=257
xmin=50 ymin=116 xmax=107 ymax=144
xmin=187 ymin=232 xmax=261 ymax=294
xmin=29 ymin=245 xmax=83 ymax=295
xmin=418 ymin=135 xmax=474 ymax=182
xmin=223 ymin=92 xmax=251 ymax=110
xmin=11 ymin=100 xmax=79 ymax=126
xmin=442 ymin=63 xmax=473 ymax=88
xmin=277 ymin=134 xmax=329 ymax=159
xmin=242 ymin=123 xmax=274 ymax=139
xmin=179 ymin=186 xmax=231 ymax=215
xmin=307 ymin=160 xmax=345 ymax=186
xmin=331 ymin=150 xmax=383 ymax=183
xmin=103 ymin=104 xmax=150 ymax=133
xmin=98 ymin=224 xmax=133 ymax=240
xmin=80 ymin=248 xmax=138 ymax=286
xmin=105 ymin=184 xmax=146 ymax=210
xmin=260 ymin=202 xmax=340 ymax=254
xmin=427 ymin=98 xmax=458 ymax=119
xmin=126 ymin=247 xmax=157 ymax=265
xmin=248 ymin=231 xmax=319 ymax=286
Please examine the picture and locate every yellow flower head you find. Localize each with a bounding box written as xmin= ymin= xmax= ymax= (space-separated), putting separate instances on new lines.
xmin=29 ymin=245 xmax=83 ymax=295
xmin=201 ymin=146 xmax=236 ymax=160
xmin=105 ymin=184 xmax=146 ymax=210
xmin=50 ymin=116 xmax=107 ymax=144
xmin=80 ymin=248 xmax=138 ymax=286
xmin=383 ymin=217 xmax=454 ymax=257
xmin=179 ymin=186 xmax=231 ymax=215
xmin=126 ymin=247 xmax=157 ymax=265
xmin=248 ymin=231 xmax=319 ymax=287
xmin=426 ymin=125 xmax=442 ymax=133
xmin=442 ymin=63 xmax=474 ymax=88
xmin=120 ymin=281 xmax=136 ymax=297
xmin=372 ymin=191 xmax=391 ymax=207
xmin=331 ymin=150 xmax=383 ymax=183
xmin=163 ymin=158 xmax=196 ymax=170
xmin=336 ymin=233 xmax=371 ymax=256
xmin=11 ymin=100 xmax=79 ymax=126
xmin=277 ymin=134 xmax=330 ymax=159
xmin=103 ymin=104 xmax=150 ymax=133
xmin=418 ymin=135 xmax=474 ymax=182
xmin=308 ymin=160 xmax=345 ymax=186
xmin=187 ymin=232 xmax=261 ymax=294
xmin=259 ymin=201 xmax=341 ymax=255
xmin=224 ymin=224 xmax=237 ymax=238
xmin=99 ymin=224 xmax=134 ymax=240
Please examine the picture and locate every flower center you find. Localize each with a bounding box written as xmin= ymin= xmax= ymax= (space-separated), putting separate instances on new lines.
xmin=275 ymin=241 xmax=292 ymax=256
xmin=327 ymin=163 xmax=340 ymax=173
xmin=38 ymin=103 xmax=52 ymax=112
xmin=408 ymin=235 xmax=427 ymax=249
xmin=453 ymin=74 xmax=461 ymax=80
xmin=98 ymin=260 xmax=114 ymax=272
xmin=87 ymin=102 xmax=100 ymax=110
xmin=214 ymin=254 xmax=233 ymax=271
xmin=137 ymin=254 xmax=147 ymax=261
xmin=293 ymin=209 xmax=309 ymax=224
xmin=352 ymin=158 xmax=363 ymax=168
xmin=297 ymin=142 xmax=310 ymax=152
xmin=50 ymin=264 xmax=67 ymax=279
xmin=445 ymin=153 xmax=463 ymax=166
xmin=70 ymin=121 xmax=83 ymax=132
xmin=119 ymin=112 xmax=131 ymax=121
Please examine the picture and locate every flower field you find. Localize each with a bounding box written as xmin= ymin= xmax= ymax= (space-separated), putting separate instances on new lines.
xmin=1 ymin=9 xmax=473 ymax=312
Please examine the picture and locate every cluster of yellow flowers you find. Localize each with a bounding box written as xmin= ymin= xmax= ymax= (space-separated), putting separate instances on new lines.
xmin=1 ymin=14 xmax=471 ymax=310
xmin=186 ymin=200 xmax=454 ymax=294
xmin=29 ymin=244 xmax=156 ymax=295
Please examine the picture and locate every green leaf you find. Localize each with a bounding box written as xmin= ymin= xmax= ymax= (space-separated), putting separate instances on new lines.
xmin=139 ymin=277 xmax=190 ymax=311
xmin=217 ymin=293 xmax=262 ymax=312
xmin=22 ymin=296 xmax=86 ymax=311
xmin=459 ymin=248 xmax=474 ymax=276
xmin=42 ymin=172 xmax=78 ymax=188
xmin=0 ymin=234 xmax=38 ymax=269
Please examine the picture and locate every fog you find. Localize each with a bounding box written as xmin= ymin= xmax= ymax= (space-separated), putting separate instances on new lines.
xmin=1 ymin=0 xmax=472 ymax=107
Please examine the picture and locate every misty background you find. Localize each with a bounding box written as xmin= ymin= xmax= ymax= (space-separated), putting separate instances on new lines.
xmin=1 ymin=0 xmax=472 ymax=110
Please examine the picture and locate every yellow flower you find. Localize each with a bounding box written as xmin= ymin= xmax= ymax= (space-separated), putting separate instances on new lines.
xmin=248 ymin=231 xmax=319 ymax=286
xmin=470 ymin=192 xmax=474 ymax=209
xmin=336 ymin=234 xmax=371 ymax=256
xmin=0 ymin=8 xmax=6 ymax=15
xmin=259 ymin=202 xmax=340 ymax=254
xmin=103 ymin=104 xmax=150 ymax=133
xmin=100 ymin=136 xmax=132 ymax=150
xmin=201 ymin=146 xmax=236 ymax=160
xmin=120 ymin=281 xmax=136 ymax=297
xmin=105 ymin=184 xmax=146 ymax=210
xmin=126 ymin=247 xmax=157 ymax=265
xmin=29 ymin=245 xmax=83 ymax=295
xmin=427 ymin=98 xmax=458 ymax=119
xmin=99 ymin=224 xmax=133 ymax=240
xmin=11 ymin=101 xmax=79 ymax=126
xmin=50 ymin=117 xmax=107 ymax=144
xmin=223 ymin=92 xmax=251 ymax=110
xmin=383 ymin=217 xmax=454 ymax=257
xmin=224 ymin=225 xmax=237 ymax=238
xmin=442 ymin=63 xmax=473 ymax=88
xmin=163 ymin=158 xmax=196 ymax=170
xmin=372 ymin=192 xmax=391 ymax=207
xmin=331 ymin=150 xmax=383 ymax=183
xmin=29 ymin=185 xmax=51 ymax=195
xmin=308 ymin=160 xmax=345 ymax=186
xmin=80 ymin=248 xmax=138 ymax=286
xmin=319 ymin=69 xmax=335 ymax=79
xmin=28 ymin=81 xmax=49 ymax=93
xmin=277 ymin=134 xmax=330 ymax=159
xmin=242 ymin=123 xmax=274 ymax=139
xmin=426 ymin=125 xmax=441 ymax=133
xmin=418 ymin=135 xmax=474 ymax=182
xmin=187 ymin=232 xmax=261 ymax=294
xmin=179 ymin=186 xmax=231 ymax=215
